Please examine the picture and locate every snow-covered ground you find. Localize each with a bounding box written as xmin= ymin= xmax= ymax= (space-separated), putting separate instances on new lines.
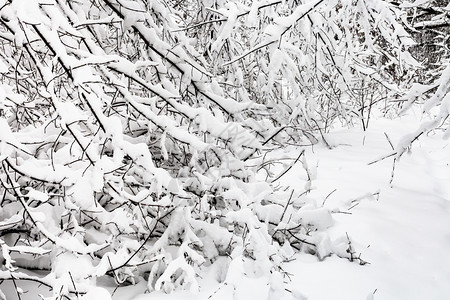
xmin=3 ymin=113 xmax=449 ymax=299
xmin=279 ymin=114 xmax=450 ymax=300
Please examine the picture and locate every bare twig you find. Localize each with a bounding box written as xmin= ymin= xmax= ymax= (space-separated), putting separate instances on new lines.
xmin=280 ymin=189 xmax=295 ymax=223
xmin=271 ymin=150 xmax=305 ymax=183
xmin=384 ymin=132 xmax=394 ymax=150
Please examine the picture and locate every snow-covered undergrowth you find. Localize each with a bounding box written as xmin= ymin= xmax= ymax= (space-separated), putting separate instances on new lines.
xmin=2 ymin=112 xmax=449 ymax=299
xmin=118 ymin=112 xmax=450 ymax=300
xmin=0 ymin=0 xmax=449 ymax=299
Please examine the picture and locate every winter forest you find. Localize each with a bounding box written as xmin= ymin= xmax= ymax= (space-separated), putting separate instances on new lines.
xmin=0 ymin=0 xmax=449 ymax=299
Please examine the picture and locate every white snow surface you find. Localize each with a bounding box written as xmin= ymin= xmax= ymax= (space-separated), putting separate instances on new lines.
xmin=2 ymin=112 xmax=449 ymax=299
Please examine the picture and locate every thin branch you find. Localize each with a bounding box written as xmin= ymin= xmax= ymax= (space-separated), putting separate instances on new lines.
xmin=271 ymin=149 xmax=305 ymax=183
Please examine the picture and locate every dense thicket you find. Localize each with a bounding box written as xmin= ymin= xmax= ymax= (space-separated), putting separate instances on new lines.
xmin=406 ymin=0 xmax=449 ymax=84
xmin=0 ymin=0 xmax=445 ymax=299
xmin=394 ymin=0 xmax=450 ymax=157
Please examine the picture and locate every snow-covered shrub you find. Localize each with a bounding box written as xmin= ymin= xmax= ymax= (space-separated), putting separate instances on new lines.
xmin=189 ymin=0 xmax=419 ymax=135
xmin=379 ymin=0 xmax=450 ymax=157
xmin=0 ymin=0 xmax=419 ymax=298
xmin=402 ymin=0 xmax=450 ymax=85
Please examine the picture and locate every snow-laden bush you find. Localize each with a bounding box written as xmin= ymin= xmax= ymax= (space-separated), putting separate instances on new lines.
xmin=0 ymin=0 xmax=418 ymax=298
xmin=189 ymin=0 xmax=419 ymax=135
xmin=393 ymin=0 xmax=450 ymax=156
